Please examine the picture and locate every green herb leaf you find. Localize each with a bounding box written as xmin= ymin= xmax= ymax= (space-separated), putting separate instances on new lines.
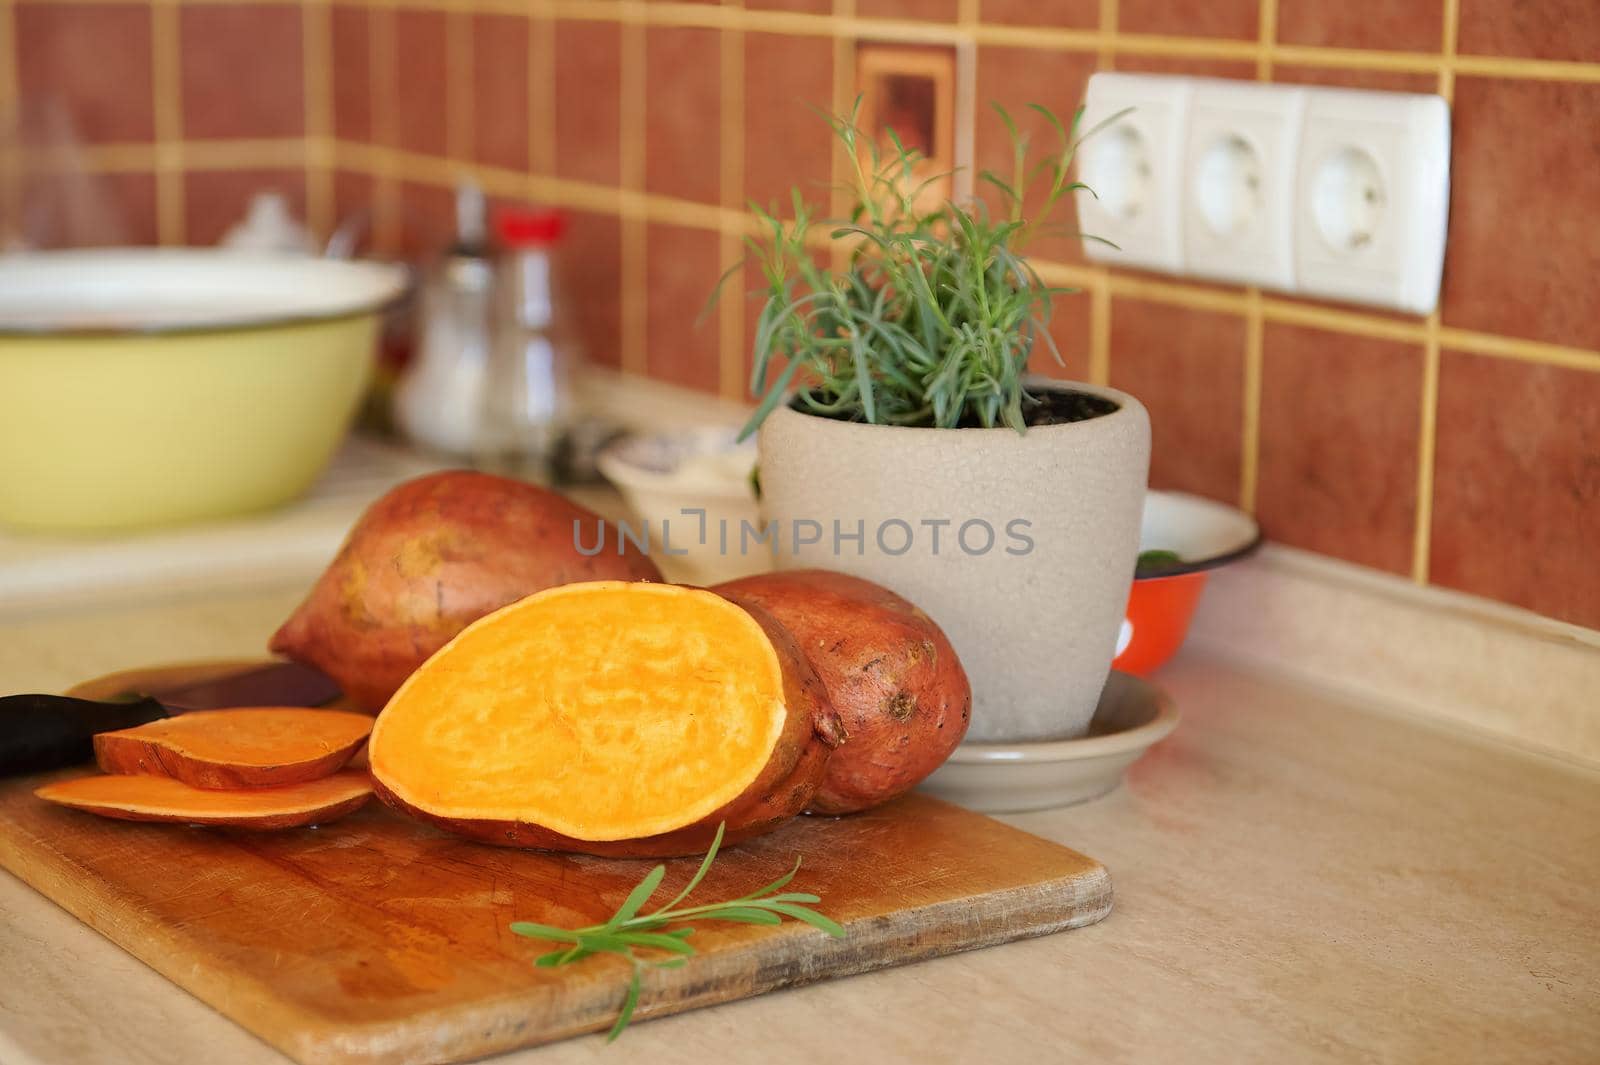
xmin=509 ymin=922 xmax=581 ymax=943
xmin=1135 ymin=549 xmax=1184 ymax=576
xmin=510 ymin=823 xmax=842 ymax=1042
xmin=761 ymin=902 xmax=848 ymax=938
xmin=658 ymin=821 xmax=725 ymax=913
xmin=616 ymin=931 xmax=698 ymax=955
xmin=695 ymin=907 xmax=783 ymax=926
xmin=574 ymin=932 xmax=641 ymax=957
xmin=607 ymin=968 xmax=642 ymax=1044
xmin=534 ymin=950 xmax=576 ymax=968
xmin=606 ymin=865 xmax=666 ymax=931
xmin=739 ymin=857 xmax=802 ymax=900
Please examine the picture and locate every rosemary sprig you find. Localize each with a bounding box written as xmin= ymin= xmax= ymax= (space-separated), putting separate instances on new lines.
xmin=510 ymin=823 xmax=845 ymax=1042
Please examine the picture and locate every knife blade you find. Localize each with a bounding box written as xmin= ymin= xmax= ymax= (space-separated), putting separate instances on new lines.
xmin=0 ymin=662 xmax=343 ymax=778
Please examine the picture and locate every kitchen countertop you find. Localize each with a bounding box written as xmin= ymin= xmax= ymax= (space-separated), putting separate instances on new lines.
xmin=1 ymin=584 xmax=1597 ymax=1065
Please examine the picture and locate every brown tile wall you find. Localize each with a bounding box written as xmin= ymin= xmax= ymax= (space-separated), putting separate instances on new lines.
xmin=5 ymin=1 xmax=1598 ymax=631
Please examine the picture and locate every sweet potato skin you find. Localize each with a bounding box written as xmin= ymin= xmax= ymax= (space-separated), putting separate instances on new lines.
xmin=371 ymin=595 xmax=843 ymax=857
xmin=714 ymin=570 xmax=971 ymax=815
xmin=93 ymin=709 xmax=371 ymax=790
xmin=270 ymin=471 xmax=662 ymax=710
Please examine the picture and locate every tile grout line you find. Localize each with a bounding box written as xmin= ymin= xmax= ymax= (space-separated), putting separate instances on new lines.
xmin=951 ymin=22 xmax=976 ymax=206
xmin=618 ymin=10 xmax=647 ymax=376
xmin=1087 ymin=276 xmax=1111 ymax=386
xmin=1256 ymin=0 xmax=1275 ymax=80
xmin=829 ymin=0 xmax=855 ymax=271
xmin=1268 ymin=41 xmax=1439 ymax=75
xmin=303 ymin=0 xmax=335 ymax=238
xmin=150 ymin=0 xmax=184 ymax=245
xmin=1437 ymin=0 xmax=1459 ymax=101
xmin=1411 ymin=0 xmax=1459 ymax=585
xmin=1097 ymin=0 xmax=1117 ymax=69
xmin=1436 ymin=327 xmax=1597 ymax=372
xmin=718 ymin=4 xmax=746 ymax=402
xmin=1266 ymin=298 xmax=1425 ymax=342
xmin=1450 ymin=52 xmax=1600 ymax=83
xmin=370 ymin=0 xmax=399 ymax=254
xmin=15 ymin=139 xmax=314 ymax=172
xmin=1090 ymin=0 xmax=1118 ymax=385
xmin=1240 ymin=289 xmax=1264 ymax=515
xmin=1239 ymin=0 xmax=1276 ymax=515
xmin=1412 ymin=323 xmax=1440 ymax=584
xmin=322 ymin=140 xmax=1600 ymax=377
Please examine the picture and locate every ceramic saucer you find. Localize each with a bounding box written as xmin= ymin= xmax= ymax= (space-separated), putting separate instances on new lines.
xmin=920 ymin=671 xmax=1178 ymax=813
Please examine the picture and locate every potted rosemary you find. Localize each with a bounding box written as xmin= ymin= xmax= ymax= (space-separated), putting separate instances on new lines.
xmin=724 ymin=104 xmax=1150 ymax=743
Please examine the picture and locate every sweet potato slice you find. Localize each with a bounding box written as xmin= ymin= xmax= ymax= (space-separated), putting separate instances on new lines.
xmin=35 ymin=771 xmax=372 ymax=830
xmin=93 ymin=708 xmax=373 ymax=790
xmin=369 ymin=581 xmax=842 ymax=856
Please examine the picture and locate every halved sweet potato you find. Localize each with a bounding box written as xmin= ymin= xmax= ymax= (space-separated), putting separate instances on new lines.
xmin=369 ymin=581 xmax=842 ymax=856
xmin=35 ymin=771 xmax=373 ymax=830
xmin=271 ymin=471 xmax=663 ymax=710
xmin=714 ymin=570 xmax=971 ymax=815
xmin=93 ymin=708 xmax=373 ymax=790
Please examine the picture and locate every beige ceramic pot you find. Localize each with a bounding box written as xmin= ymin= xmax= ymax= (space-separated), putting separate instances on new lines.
xmin=757 ymin=379 xmax=1150 ymax=742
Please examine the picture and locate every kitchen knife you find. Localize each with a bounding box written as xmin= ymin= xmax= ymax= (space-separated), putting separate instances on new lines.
xmin=0 ymin=662 xmax=342 ymax=778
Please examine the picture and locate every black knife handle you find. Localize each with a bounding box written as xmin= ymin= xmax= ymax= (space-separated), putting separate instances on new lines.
xmin=0 ymin=695 xmax=170 ymax=778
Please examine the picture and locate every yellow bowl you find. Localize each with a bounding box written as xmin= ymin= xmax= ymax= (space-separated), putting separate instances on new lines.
xmin=0 ymin=250 xmax=407 ymax=531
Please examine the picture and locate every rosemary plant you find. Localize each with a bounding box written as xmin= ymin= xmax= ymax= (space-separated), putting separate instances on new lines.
xmin=720 ymin=99 xmax=1123 ymax=438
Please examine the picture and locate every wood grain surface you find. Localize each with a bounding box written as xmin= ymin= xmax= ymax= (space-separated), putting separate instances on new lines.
xmin=0 ymin=662 xmax=1111 ymax=1065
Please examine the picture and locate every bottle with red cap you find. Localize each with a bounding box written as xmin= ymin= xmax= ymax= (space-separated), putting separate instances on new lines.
xmin=476 ymin=207 xmax=575 ymax=479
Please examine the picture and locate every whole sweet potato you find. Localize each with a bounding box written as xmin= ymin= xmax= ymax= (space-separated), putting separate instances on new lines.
xmin=271 ymin=471 xmax=661 ymax=710
xmin=369 ymin=582 xmax=844 ymax=857
xmin=713 ymin=569 xmax=971 ymax=814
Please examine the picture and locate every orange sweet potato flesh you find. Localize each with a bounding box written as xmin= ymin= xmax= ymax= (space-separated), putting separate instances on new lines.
xmin=93 ymin=708 xmax=373 ymax=790
xmin=714 ymin=570 xmax=971 ymax=815
xmin=369 ymin=581 xmax=843 ymax=857
xmin=35 ymin=771 xmax=373 ymax=830
xmin=270 ymin=471 xmax=662 ymax=710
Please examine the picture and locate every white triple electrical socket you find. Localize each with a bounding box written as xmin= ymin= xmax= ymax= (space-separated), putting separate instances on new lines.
xmin=1075 ymin=72 xmax=1451 ymax=316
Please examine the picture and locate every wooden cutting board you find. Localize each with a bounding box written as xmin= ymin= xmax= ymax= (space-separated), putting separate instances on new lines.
xmin=0 ymin=662 xmax=1112 ymax=1065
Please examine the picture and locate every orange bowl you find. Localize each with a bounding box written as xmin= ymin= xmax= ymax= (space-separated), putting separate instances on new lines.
xmin=1111 ymin=492 xmax=1259 ymax=677
xmin=1113 ymin=571 xmax=1209 ymax=676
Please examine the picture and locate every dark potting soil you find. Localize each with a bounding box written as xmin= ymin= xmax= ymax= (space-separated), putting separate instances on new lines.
xmin=790 ymin=388 xmax=1118 ymax=429
xmin=994 ymin=389 xmax=1119 ymax=428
